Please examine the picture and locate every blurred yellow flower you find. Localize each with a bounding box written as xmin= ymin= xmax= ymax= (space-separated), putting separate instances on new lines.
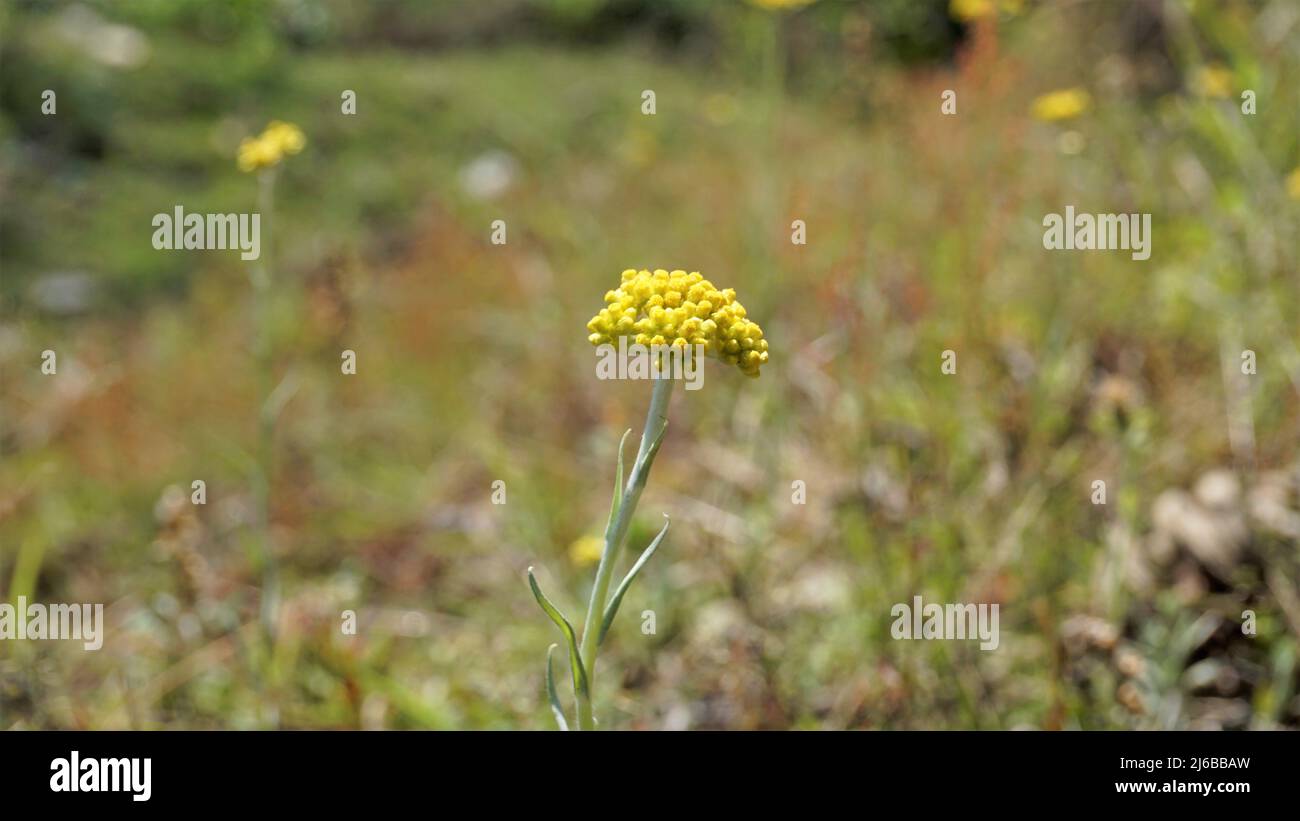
xmin=264 ymin=120 xmax=306 ymax=154
xmin=237 ymin=137 xmax=276 ymax=173
xmin=1193 ymin=64 xmax=1233 ymax=98
xmin=950 ymin=0 xmax=1021 ymax=21
xmin=1287 ymin=167 xmax=1300 ymax=200
xmin=747 ymin=0 xmax=816 ymax=11
xmin=238 ymin=120 xmax=306 ymax=173
xmin=568 ymin=536 xmax=605 ymax=568
xmin=1031 ymin=88 xmax=1091 ymax=122
xmin=950 ymin=0 xmax=994 ymax=21
xmin=586 ymin=269 xmax=770 ymax=377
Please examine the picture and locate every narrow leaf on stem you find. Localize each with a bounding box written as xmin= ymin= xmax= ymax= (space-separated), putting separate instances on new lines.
xmin=632 ymin=421 xmax=669 ymax=488
xmin=604 ymin=428 xmax=632 ymax=541
xmin=599 ymin=514 xmax=670 ymax=645
xmin=528 ymin=567 xmax=589 ymax=698
xmin=544 ymin=643 xmax=569 ymax=731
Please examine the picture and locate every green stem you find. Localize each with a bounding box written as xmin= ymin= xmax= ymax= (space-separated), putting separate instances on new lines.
xmin=575 ymin=375 xmax=673 ymax=730
xmin=252 ymin=168 xmax=279 ymax=639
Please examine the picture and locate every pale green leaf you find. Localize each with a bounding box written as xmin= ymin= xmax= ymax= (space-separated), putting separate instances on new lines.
xmin=545 ymin=643 xmax=569 ymax=731
xmin=599 ymin=514 xmax=669 ymax=645
xmin=528 ymin=567 xmax=589 ymax=697
xmin=604 ymin=428 xmax=632 ymax=541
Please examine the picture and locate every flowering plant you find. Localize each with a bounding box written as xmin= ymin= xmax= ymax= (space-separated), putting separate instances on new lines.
xmin=238 ymin=120 xmax=305 ymax=637
xmin=529 ymin=269 xmax=767 ymax=730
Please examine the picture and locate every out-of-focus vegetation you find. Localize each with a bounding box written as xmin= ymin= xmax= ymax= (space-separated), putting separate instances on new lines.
xmin=1 ymin=0 xmax=1298 ymax=729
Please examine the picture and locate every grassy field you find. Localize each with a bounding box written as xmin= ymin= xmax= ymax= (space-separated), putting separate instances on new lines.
xmin=1 ymin=0 xmax=1299 ymax=730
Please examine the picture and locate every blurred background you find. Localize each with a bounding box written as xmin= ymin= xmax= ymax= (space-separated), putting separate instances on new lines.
xmin=1 ymin=0 xmax=1298 ymax=730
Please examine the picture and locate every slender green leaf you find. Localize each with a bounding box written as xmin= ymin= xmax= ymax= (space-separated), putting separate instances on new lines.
xmin=604 ymin=428 xmax=632 ymax=540
xmin=630 ymin=421 xmax=669 ymax=488
xmin=599 ymin=515 xmax=669 ymax=645
xmin=643 ymin=420 xmax=668 ymax=465
xmin=544 ymin=643 xmax=569 ymax=731
xmin=528 ymin=567 xmax=589 ymax=697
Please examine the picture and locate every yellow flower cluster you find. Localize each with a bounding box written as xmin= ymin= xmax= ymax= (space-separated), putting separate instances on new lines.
xmin=237 ymin=120 xmax=306 ymax=173
xmin=586 ymin=269 xmax=770 ymax=377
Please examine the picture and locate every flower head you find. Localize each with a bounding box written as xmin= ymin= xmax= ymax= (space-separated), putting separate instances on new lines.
xmin=586 ymin=269 xmax=770 ymax=377
xmin=238 ymin=120 xmax=306 ymax=173
xmin=1031 ymin=88 xmax=1091 ymax=122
